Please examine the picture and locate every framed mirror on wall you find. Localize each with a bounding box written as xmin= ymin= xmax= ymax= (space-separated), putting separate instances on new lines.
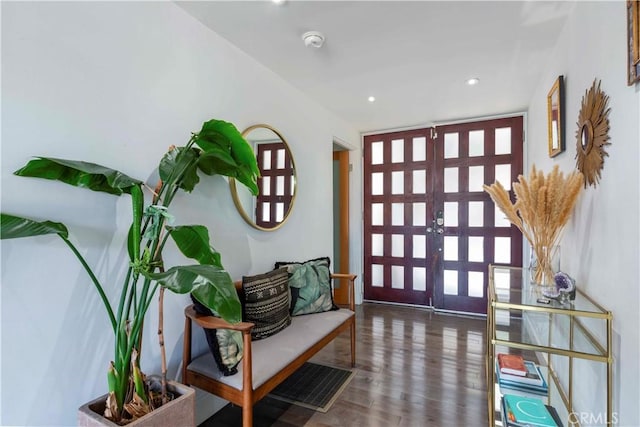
xmin=628 ymin=0 xmax=640 ymax=85
xmin=575 ymin=79 xmax=611 ymax=188
xmin=230 ymin=124 xmax=297 ymax=231
xmin=547 ymin=75 xmax=565 ymax=158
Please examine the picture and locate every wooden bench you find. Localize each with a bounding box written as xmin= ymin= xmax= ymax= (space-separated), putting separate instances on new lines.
xmin=182 ymin=273 xmax=357 ymax=427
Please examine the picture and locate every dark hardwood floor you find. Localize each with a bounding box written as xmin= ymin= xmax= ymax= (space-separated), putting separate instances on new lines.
xmin=200 ymin=302 xmax=488 ymax=427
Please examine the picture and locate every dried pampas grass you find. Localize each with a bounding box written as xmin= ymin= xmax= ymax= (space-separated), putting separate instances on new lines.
xmin=483 ymin=165 xmax=583 ymax=283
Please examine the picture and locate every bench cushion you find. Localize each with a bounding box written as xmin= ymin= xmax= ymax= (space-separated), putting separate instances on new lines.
xmin=188 ymin=308 xmax=354 ymax=391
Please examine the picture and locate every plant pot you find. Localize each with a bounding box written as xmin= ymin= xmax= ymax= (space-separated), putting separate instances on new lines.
xmin=78 ymin=381 xmax=195 ymax=427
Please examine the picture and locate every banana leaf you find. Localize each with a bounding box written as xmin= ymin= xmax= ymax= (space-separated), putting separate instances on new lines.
xmin=233 ymin=165 xmax=259 ymax=196
xmin=146 ymin=264 xmax=241 ymax=323
xmin=1 ymin=213 xmax=117 ymax=329
xmin=197 ymin=150 xmax=239 ymax=178
xmin=168 ymin=225 xmax=223 ymax=268
xmin=193 ymin=119 xmax=234 ymax=152
xmin=194 ymin=120 xmax=259 ymax=195
xmin=1 ymin=213 xmax=68 ymax=239
xmin=14 ymin=157 xmax=142 ymax=195
xmin=158 ymin=147 xmax=200 ymax=193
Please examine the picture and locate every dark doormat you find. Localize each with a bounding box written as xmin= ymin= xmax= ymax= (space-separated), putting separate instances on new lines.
xmin=268 ymin=362 xmax=355 ymax=413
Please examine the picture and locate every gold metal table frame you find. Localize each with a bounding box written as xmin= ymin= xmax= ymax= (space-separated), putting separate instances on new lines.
xmin=487 ymin=265 xmax=613 ymax=427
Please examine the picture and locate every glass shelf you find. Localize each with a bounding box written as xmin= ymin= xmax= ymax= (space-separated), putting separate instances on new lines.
xmin=490 ymin=266 xmax=609 ymax=317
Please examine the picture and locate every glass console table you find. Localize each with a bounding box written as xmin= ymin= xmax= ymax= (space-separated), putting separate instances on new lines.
xmin=487 ymin=265 xmax=613 ymax=426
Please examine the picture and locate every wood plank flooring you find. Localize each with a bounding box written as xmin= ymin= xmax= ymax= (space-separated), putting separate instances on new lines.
xmin=199 ymin=302 xmax=488 ymax=427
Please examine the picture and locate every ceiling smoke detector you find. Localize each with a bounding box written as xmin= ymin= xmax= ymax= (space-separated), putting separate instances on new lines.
xmin=302 ymin=31 xmax=325 ymax=48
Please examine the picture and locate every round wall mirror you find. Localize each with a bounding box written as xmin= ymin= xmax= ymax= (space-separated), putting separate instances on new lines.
xmin=230 ymin=124 xmax=297 ymax=231
xmin=580 ymin=122 xmax=593 ymax=154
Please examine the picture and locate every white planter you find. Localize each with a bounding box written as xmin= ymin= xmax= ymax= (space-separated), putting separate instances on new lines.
xmin=78 ymin=381 xmax=195 ymax=427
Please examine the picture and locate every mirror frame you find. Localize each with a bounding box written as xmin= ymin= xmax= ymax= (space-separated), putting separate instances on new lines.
xmin=230 ymin=124 xmax=297 ymax=231
xmin=547 ymin=75 xmax=565 ymax=158
xmin=574 ymin=79 xmax=611 ymax=188
xmin=628 ymin=0 xmax=640 ymax=85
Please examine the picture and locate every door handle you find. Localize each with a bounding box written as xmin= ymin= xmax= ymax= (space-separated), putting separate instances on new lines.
xmin=427 ymin=210 xmax=444 ymax=234
xmin=426 ymin=225 xmax=444 ymax=234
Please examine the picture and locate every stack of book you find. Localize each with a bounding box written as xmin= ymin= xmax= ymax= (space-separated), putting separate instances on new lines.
xmin=501 ymin=393 xmax=563 ymax=427
xmin=496 ymin=353 xmax=548 ymax=396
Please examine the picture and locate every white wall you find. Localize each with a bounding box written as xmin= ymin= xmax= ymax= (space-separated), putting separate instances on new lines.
xmin=0 ymin=2 xmax=359 ymax=426
xmin=526 ymin=2 xmax=639 ymax=425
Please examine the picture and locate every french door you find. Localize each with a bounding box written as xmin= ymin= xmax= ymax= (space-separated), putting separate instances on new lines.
xmin=363 ymin=116 xmax=523 ymax=314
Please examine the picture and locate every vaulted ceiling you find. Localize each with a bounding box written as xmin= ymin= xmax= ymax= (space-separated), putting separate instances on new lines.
xmin=178 ymin=1 xmax=573 ymax=133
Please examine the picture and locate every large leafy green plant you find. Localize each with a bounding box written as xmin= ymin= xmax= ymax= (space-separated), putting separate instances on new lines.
xmin=0 ymin=119 xmax=259 ymax=424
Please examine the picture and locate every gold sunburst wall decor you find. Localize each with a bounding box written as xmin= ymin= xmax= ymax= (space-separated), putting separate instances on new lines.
xmin=575 ymin=79 xmax=611 ymax=188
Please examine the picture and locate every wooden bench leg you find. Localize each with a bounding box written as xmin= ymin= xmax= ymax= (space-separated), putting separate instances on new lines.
xmin=242 ymin=330 xmax=253 ymax=427
xmin=242 ymin=404 xmax=253 ymax=427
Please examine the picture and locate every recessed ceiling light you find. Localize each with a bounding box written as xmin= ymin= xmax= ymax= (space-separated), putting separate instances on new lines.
xmin=272 ymin=0 xmax=286 ymax=4
xmin=466 ymin=77 xmax=480 ymax=86
xmin=368 ymin=96 xmax=376 ymax=103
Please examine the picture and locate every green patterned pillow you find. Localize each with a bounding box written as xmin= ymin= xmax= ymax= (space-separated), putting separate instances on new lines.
xmin=213 ymin=328 xmax=243 ymax=372
xmin=274 ymin=257 xmax=338 ymax=316
xmin=191 ymin=296 xmax=243 ymax=376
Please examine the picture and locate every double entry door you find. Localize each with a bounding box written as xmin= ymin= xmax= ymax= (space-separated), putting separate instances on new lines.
xmin=363 ymin=116 xmax=523 ymax=314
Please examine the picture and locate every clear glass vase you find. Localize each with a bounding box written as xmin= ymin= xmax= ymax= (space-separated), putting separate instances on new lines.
xmin=529 ymin=245 xmax=560 ymax=287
